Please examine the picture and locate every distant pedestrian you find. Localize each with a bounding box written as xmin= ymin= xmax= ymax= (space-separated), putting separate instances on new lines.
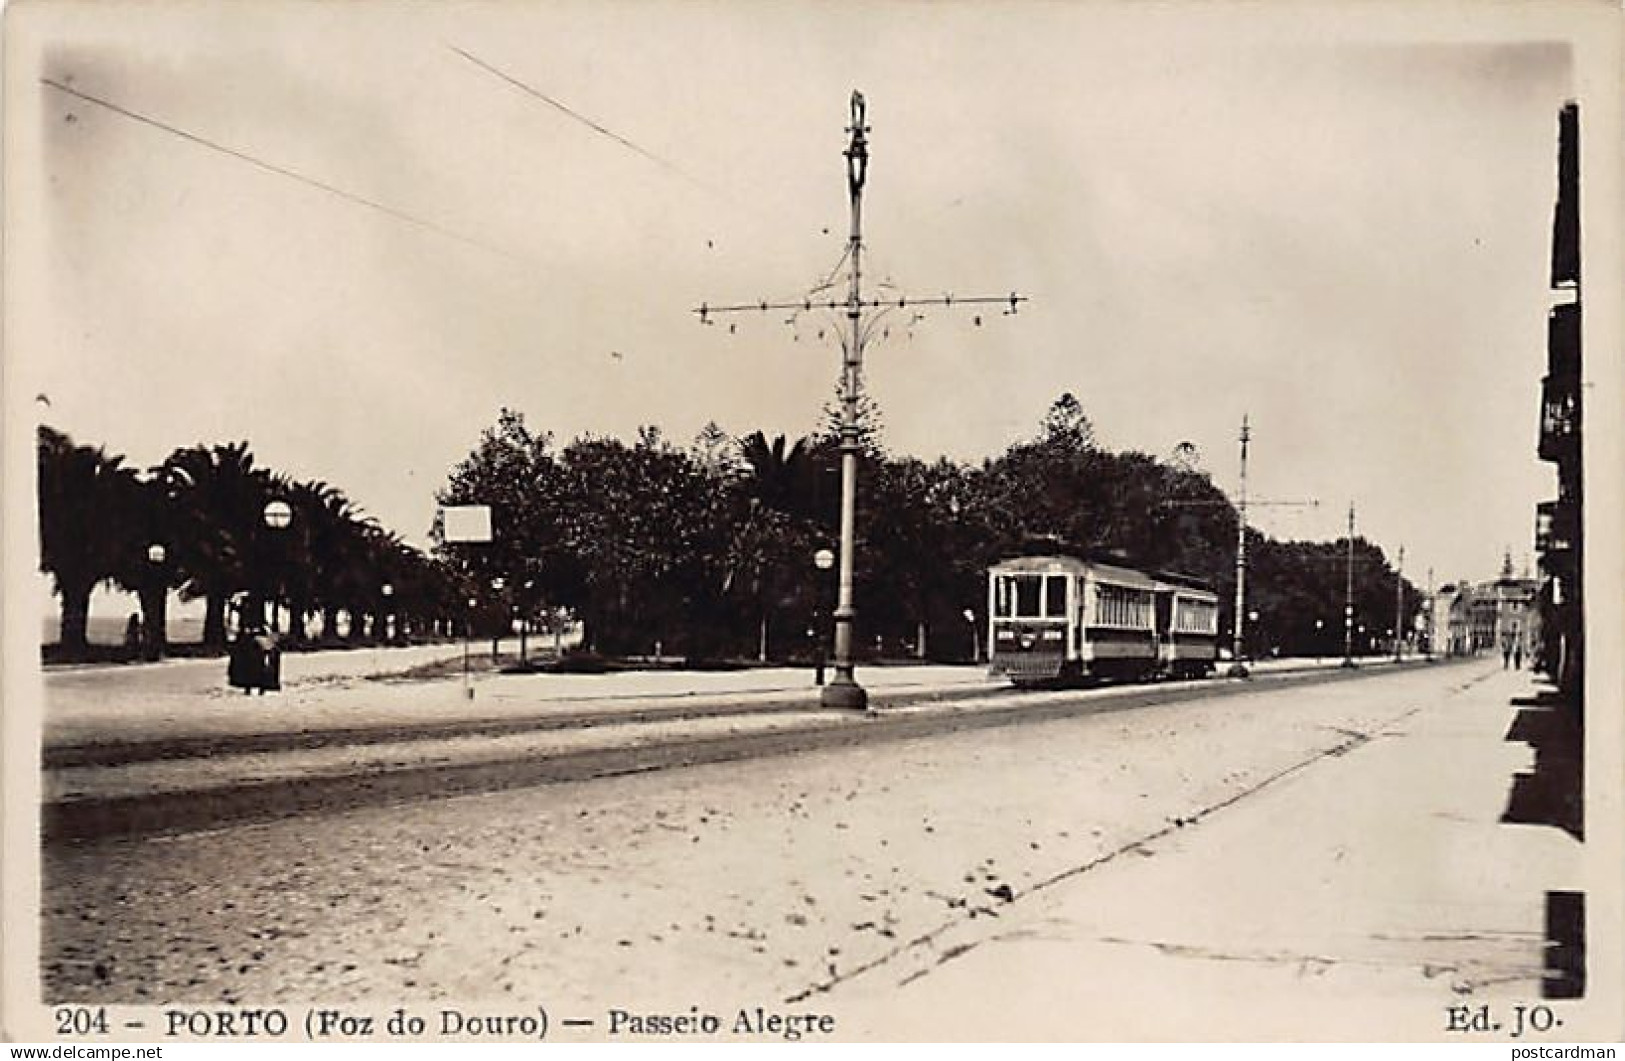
xmin=228 ymin=620 xmax=282 ymax=694
xmin=228 ymin=628 xmax=258 ymax=693
xmin=1501 ymin=639 xmax=1513 ymax=669
xmin=123 ymin=612 xmax=142 ymax=651
xmin=1514 ymin=642 xmax=1524 ymax=671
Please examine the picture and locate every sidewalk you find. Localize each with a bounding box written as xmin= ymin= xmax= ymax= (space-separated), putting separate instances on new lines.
xmin=42 ymin=657 xmax=999 ymax=750
xmin=824 ymin=664 xmax=1601 ymax=1040
xmin=41 ymin=646 xmax=1377 ymax=751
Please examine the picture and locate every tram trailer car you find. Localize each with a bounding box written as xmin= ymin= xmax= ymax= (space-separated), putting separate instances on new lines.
xmin=987 ymin=555 xmax=1219 ymax=686
xmin=1153 ymin=571 xmax=1222 ymax=679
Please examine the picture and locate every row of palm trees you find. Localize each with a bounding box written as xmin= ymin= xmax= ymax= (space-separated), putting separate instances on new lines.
xmin=38 ymin=426 xmax=462 ymax=656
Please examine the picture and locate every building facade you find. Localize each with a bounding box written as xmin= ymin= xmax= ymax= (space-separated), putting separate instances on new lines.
xmin=1534 ymin=102 xmax=1583 ymax=708
xmin=1438 ymin=568 xmax=1539 ymax=660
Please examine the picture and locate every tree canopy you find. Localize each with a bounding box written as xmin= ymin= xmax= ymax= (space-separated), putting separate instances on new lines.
xmin=37 ymin=425 xmax=459 ymax=654
xmin=429 ymin=393 xmax=1420 ymax=661
xmin=36 ymin=393 xmax=1421 ymax=663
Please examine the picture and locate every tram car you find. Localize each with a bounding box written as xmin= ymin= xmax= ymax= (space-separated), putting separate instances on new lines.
xmin=986 ymin=554 xmax=1219 ymax=685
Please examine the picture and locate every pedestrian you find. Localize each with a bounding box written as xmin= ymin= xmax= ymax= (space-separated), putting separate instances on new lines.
xmin=228 ymin=625 xmax=258 ymax=693
xmin=123 ymin=612 xmax=142 ymax=652
xmin=254 ymin=628 xmax=282 ymax=693
xmin=1501 ymin=638 xmax=1513 ymax=669
xmin=1514 ymin=641 xmax=1523 ymax=671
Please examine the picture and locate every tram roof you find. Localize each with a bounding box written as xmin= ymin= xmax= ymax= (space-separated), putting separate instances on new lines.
xmin=988 ymin=554 xmax=1162 ymax=590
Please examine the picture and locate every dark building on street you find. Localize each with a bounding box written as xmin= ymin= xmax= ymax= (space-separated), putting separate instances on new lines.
xmin=1505 ymin=102 xmax=1585 ymax=869
xmin=1497 ymin=105 xmax=1588 ymax=990
xmin=1534 ymin=102 xmax=1583 ymax=713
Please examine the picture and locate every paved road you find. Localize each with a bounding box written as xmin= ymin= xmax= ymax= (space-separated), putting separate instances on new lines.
xmin=828 ymin=662 xmax=1597 ymax=1040
xmin=35 ymin=657 xmax=1597 ymax=1042
xmin=44 ymin=660 xmax=1398 ymax=841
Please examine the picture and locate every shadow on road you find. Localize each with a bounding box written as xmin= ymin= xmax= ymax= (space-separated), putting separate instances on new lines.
xmin=1501 ymin=687 xmax=1583 ymax=841
xmin=1500 ymin=681 xmax=1584 ymax=1000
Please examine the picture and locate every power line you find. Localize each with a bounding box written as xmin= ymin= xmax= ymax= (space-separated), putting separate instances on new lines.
xmin=41 ymin=76 xmax=515 ymax=260
xmin=447 ymin=44 xmax=717 ymax=196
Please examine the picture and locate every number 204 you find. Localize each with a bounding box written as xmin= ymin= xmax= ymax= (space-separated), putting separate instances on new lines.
xmin=55 ymin=1007 xmax=110 ymax=1035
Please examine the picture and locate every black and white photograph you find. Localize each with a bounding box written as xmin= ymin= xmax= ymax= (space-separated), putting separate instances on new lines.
xmin=3 ymin=0 xmax=1621 ymax=1044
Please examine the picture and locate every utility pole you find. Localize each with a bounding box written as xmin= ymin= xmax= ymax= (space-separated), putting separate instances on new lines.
xmin=1425 ymin=566 xmax=1435 ymax=661
xmin=1342 ymin=503 xmax=1357 ymax=668
xmin=696 ymin=91 xmax=1026 ymax=711
xmin=1209 ymin=409 xmax=1319 ymax=675
xmin=1393 ymin=544 xmax=1405 ymax=662
xmin=1229 ymin=415 xmax=1251 ymax=677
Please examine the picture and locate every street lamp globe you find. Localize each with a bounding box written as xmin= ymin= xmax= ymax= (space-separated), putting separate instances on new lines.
xmin=147 ymin=543 xmax=166 ymax=564
xmin=262 ymin=499 xmax=293 ymax=530
xmin=813 ymin=548 xmax=835 ymax=571
xmin=382 ymin=583 xmax=394 ymax=598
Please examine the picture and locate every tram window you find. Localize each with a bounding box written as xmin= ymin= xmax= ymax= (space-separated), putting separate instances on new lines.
xmin=994 ymin=576 xmax=1042 ymax=618
xmin=1045 ymin=575 xmax=1068 ymax=617
xmin=1096 ymin=584 xmax=1151 ymax=628
xmin=1014 ymin=576 xmax=1041 ymax=618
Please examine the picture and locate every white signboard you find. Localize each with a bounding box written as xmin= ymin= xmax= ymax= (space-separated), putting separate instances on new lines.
xmin=441 ymin=504 xmax=493 ymax=544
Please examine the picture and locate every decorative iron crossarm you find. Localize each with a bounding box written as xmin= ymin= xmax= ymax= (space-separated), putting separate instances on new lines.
xmin=695 ymin=293 xmax=1027 ymax=324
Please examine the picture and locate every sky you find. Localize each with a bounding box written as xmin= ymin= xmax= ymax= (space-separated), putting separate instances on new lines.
xmin=6 ymin=0 xmax=1617 ymax=609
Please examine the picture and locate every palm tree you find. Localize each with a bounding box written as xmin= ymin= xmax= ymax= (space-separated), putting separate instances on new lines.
xmin=363 ymin=527 xmax=411 ymax=642
xmin=320 ymin=514 xmax=387 ymax=642
xmin=284 ymin=478 xmax=353 ymax=643
xmin=729 ymin=432 xmax=835 ymax=658
xmin=738 ymin=432 xmax=820 ymax=517
xmin=158 ymin=442 xmax=273 ymax=647
xmin=37 ymin=426 xmax=142 ymax=650
xmin=117 ymin=472 xmax=181 ymax=659
xmin=285 ymin=483 xmax=360 ymax=641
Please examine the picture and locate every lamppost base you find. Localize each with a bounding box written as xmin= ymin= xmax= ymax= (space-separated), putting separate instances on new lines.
xmin=820 ymin=677 xmax=869 ymax=711
xmin=1340 ymin=658 xmax=1358 ymax=669
xmin=1226 ymin=662 xmax=1251 ymax=679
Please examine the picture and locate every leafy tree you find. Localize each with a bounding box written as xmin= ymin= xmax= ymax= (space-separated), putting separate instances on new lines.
xmin=815 ymin=380 xmax=886 ymax=457
xmin=1246 ymin=536 xmax=1420 ymax=657
xmin=436 ymin=408 xmax=571 ymax=626
xmin=426 ymin=392 xmax=1418 ymax=666
xmin=552 ymin=430 xmax=718 ymax=654
xmin=1038 ymin=392 xmax=1096 ymax=452
xmin=690 ymin=421 xmax=744 ymax=480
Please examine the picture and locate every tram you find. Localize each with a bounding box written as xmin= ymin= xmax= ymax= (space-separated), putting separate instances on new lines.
xmin=986 ymin=554 xmax=1219 ymax=685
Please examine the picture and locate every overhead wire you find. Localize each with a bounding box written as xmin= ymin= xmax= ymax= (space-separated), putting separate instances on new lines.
xmin=41 ymin=76 xmax=518 ymax=261
xmin=447 ymin=44 xmax=724 ymax=200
